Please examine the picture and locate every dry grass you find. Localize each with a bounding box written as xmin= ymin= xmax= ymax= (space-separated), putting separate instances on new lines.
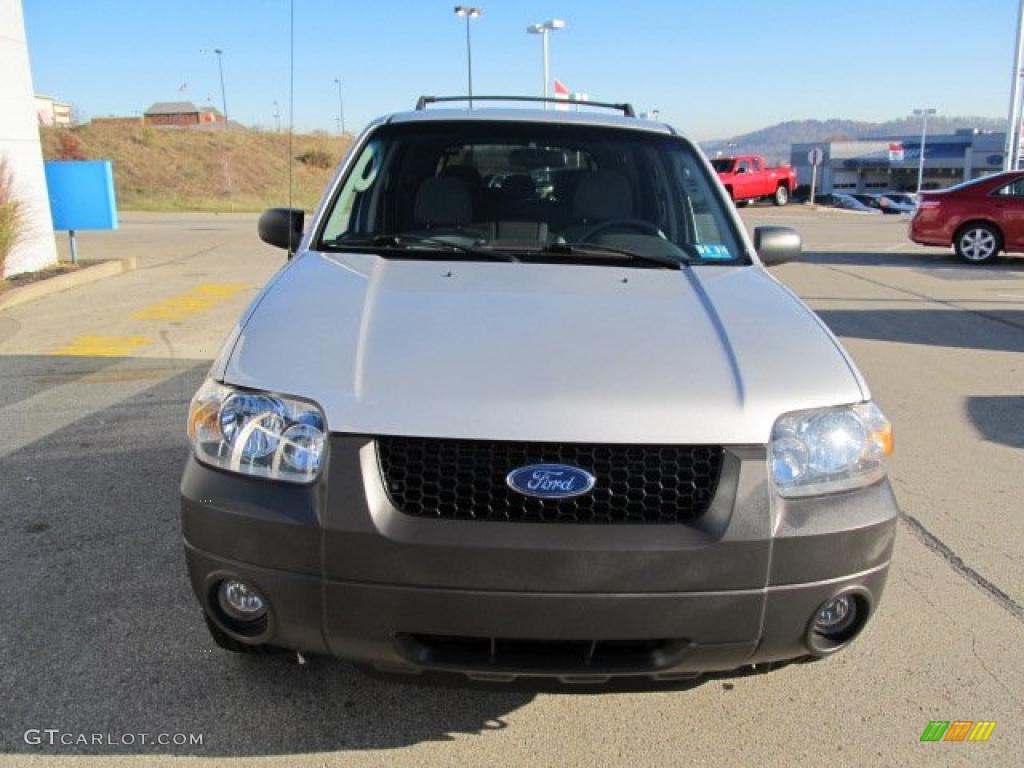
xmin=0 ymin=262 xmax=81 ymax=294
xmin=40 ymin=124 xmax=351 ymax=212
xmin=0 ymin=155 xmax=26 ymax=279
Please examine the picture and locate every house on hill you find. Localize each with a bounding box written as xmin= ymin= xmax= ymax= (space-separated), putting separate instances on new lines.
xmin=143 ymin=101 xmax=224 ymax=126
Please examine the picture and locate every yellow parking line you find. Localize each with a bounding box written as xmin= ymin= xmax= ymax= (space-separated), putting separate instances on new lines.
xmin=131 ymin=283 xmax=250 ymax=321
xmin=51 ymin=335 xmax=153 ymax=357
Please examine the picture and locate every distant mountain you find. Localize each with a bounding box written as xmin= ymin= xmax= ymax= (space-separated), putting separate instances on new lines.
xmin=701 ymin=116 xmax=1007 ymax=164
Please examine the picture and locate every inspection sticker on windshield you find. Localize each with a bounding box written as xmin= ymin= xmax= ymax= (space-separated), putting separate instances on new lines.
xmin=695 ymin=244 xmax=732 ymax=260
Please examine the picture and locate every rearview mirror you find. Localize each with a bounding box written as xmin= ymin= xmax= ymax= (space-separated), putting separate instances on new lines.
xmin=754 ymin=226 xmax=801 ymax=266
xmin=258 ymin=208 xmax=305 ymax=253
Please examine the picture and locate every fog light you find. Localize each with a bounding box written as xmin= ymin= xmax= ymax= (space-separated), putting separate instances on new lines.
xmin=813 ymin=595 xmax=855 ymax=635
xmin=217 ymin=580 xmax=266 ymax=621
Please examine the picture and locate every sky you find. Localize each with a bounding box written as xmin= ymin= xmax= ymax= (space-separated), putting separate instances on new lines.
xmin=22 ymin=0 xmax=1020 ymax=141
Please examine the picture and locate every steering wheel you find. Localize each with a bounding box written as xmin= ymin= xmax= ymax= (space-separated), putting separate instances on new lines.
xmin=577 ymin=218 xmax=666 ymax=242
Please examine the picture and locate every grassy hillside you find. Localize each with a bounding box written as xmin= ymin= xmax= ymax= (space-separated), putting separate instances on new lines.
xmin=40 ymin=123 xmax=352 ymax=212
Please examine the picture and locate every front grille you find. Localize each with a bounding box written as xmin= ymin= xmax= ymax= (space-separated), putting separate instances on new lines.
xmin=375 ymin=437 xmax=724 ymax=524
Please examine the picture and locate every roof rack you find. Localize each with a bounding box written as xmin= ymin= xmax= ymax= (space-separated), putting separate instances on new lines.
xmin=415 ymin=95 xmax=636 ymax=118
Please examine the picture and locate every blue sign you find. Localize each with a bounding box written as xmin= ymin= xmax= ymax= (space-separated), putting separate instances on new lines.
xmin=44 ymin=160 xmax=118 ymax=231
xmin=506 ymin=464 xmax=596 ymax=499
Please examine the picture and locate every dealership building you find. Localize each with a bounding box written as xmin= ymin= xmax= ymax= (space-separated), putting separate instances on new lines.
xmin=790 ymin=130 xmax=1007 ymax=194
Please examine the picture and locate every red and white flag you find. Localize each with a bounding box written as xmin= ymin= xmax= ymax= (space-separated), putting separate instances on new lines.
xmin=553 ymin=79 xmax=570 ymax=110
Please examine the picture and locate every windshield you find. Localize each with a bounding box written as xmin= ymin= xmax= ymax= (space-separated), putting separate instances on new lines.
xmin=316 ymin=122 xmax=747 ymax=266
xmin=710 ymin=158 xmax=734 ymax=173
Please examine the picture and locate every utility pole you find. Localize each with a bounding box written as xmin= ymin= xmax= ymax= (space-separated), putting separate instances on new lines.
xmin=1006 ymin=0 xmax=1024 ymax=170
xmin=214 ymin=48 xmax=228 ymax=127
xmin=913 ymin=108 xmax=936 ymax=193
xmin=333 ymin=78 xmax=346 ymax=135
xmin=273 ymin=100 xmax=280 ymax=132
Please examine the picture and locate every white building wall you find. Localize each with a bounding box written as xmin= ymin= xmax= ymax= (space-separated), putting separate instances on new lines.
xmin=0 ymin=0 xmax=57 ymax=276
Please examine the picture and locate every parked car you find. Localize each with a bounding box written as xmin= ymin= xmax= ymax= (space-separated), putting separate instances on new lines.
xmin=830 ymin=193 xmax=882 ymax=214
xmin=880 ymin=192 xmax=918 ymax=208
xmin=850 ymin=193 xmax=884 ymax=211
xmin=712 ymin=155 xmax=798 ymax=206
xmin=876 ymin=193 xmax=916 ymax=214
xmin=910 ymin=171 xmax=1024 ymax=263
xmin=181 ymin=96 xmax=897 ymax=684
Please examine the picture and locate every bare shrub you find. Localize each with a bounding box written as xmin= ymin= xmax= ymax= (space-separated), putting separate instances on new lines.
xmin=0 ymin=156 xmax=26 ymax=278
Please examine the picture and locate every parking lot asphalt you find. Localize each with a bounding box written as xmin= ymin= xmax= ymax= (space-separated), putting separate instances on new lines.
xmin=1 ymin=208 xmax=1022 ymax=767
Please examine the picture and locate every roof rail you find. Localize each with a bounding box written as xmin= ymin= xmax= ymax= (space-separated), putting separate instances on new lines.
xmin=415 ymin=95 xmax=636 ymax=118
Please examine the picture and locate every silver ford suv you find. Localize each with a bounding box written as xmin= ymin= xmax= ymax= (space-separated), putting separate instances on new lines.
xmin=181 ymin=97 xmax=897 ymax=683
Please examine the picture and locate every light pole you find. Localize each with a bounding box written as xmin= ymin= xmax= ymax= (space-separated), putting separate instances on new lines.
xmin=214 ymin=48 xmax=228 ymax=126
xmin=527 ymin=19 xmax=565 ymax=108
xmin=333 ymin=78 xmax=346 ymax=135
xmin=454 ymin=6 xmax=481 ymax=108
xmin=273 ymin=100 xmax=280 ymax=132
xmin=913 ymin=108 xmax=936 ymax=193
xmin=1006 ymin=0 xmax=1024 ymax=170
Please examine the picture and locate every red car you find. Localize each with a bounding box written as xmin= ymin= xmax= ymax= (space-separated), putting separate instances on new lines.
xmin=910 ymin=171 xmax=1024 ymax=263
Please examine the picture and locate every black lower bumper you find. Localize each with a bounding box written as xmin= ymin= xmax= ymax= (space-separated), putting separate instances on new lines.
xmin=181 ymin=438 xmax=898 ymax=682
xmin=185 ymin=541 xmax=890 ymax=681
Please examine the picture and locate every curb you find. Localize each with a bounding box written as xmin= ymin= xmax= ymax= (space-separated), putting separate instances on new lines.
xmin=0 ymin=257 xmax=137 ymax=312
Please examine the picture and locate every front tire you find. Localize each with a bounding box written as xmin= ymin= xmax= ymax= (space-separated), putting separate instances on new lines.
xmin=773 ymin=185 xmax=789 ymax=206
xmin=955 ymin=223 xmax=1000 ymax=264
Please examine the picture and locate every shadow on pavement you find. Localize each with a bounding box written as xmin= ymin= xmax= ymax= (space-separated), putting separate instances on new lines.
xmin=965 ymin=396 xmax=1024 ymax=450
xmin=814 ymin=309 xmax=1024 ymax=353
xmin=0 ymin=357 xmax=541 ymax=757
xmin=801 ymin=249 xmax=1024 ymax=275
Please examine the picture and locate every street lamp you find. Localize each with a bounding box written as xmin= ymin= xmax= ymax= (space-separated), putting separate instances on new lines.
xmin=1005 ymin=0 xmax=1024 ymax=170
xmin=454 ymin=6 xmax=481 ymax=108
xmin=213 ymin=48 xmax=228 ymax=126
xmin=527 ymin=18 xmax=566 ymax=108
xmin=913 ymin=108 xmax=936 ymax=193
xmin=273 ymin=100 xmax=280 ymax=132
xmin=333 ymin=78 xmax=346 ymax=135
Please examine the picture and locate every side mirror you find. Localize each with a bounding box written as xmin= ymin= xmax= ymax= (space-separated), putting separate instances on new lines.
xmin=754 ymin=225 xmax=801 ymax=266
xmin=735 ymin=167 xmax=747 ymax=174
xmin=258 ymin=208 xmax=305 ymax=253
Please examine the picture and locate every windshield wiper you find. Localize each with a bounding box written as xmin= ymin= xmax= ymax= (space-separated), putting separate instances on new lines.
xmin=540 ymin=241 xmax=686 ymax=269
xmin=322 ymin=234 xmax=517 ymax=262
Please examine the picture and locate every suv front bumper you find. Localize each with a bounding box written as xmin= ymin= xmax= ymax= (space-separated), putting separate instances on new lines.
xmin=181 ymin=437 xmax=897 ymax=682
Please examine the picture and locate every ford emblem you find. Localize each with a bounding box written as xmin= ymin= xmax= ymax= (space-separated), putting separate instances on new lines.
xmin=506 ymin=464 xmax=596 ymax=499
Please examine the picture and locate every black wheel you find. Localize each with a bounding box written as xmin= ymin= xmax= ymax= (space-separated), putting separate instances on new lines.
xmin=773 ymin=185 xmax=789 ymax=206
xmin=954 ymin=223 xmax=1000 ymax=264
xmin=203 ymin=613 xmax=266 ymax=654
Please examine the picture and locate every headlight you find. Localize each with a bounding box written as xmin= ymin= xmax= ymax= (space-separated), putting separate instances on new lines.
xmin=770 ymin=402 xmax=892 ymax=497
xmin=187 ymin=379 xmax=326 ymax=483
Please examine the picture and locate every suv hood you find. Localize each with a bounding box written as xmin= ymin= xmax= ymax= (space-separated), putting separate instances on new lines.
xmin=220 ymin=251 xmax=866 ymax=444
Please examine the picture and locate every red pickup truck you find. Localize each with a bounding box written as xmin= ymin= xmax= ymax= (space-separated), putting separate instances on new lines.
xmin=712 ymin=155 xmax=797 ymax=206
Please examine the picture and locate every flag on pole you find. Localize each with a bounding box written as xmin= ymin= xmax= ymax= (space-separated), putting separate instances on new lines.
xmin=553 ymin=79 xmax=570 ymax=111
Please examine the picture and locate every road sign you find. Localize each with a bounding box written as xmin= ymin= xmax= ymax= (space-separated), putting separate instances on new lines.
xmin=807 ymin=148 xmax=823 ymax=205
